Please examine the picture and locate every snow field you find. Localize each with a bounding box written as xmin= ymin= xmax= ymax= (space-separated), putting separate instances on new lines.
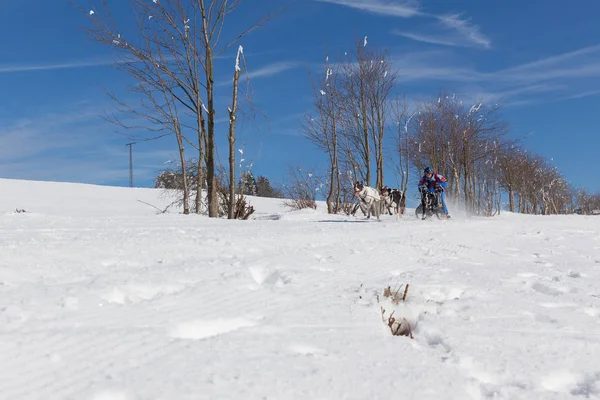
xmin=0 ymin=178 xmax=599 ymax=399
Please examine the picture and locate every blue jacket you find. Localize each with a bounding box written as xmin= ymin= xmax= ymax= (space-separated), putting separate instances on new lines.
xmin=418 ymin=173 xmax=447 ymax=191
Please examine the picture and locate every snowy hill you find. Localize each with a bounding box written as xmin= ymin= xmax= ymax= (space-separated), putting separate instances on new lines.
xmin=0 ymin=178 xmax=291 ymax=218
xmin=1 ymin=178 xmax=599 ymax=399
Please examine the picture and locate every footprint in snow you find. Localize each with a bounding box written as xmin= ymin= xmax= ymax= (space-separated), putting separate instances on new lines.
xmin=423 ymin=330 xmax=452 ymax=354
xmin=532 ymin=312 xmax=559 ymax=324
xmin=529 ymin=282 xmax=565 ymax=297
xmin=458 ymin=357 xmax=504 ymax=399
xmin=571 ymin=372 xmax=600 ymax=397
xmin=459 ymin=356 xmax=500 ymax=385
xmin=59 ymin=296 xmax=80 ymax=310
xmin=0 ymin=305 xmax=29 ymax=329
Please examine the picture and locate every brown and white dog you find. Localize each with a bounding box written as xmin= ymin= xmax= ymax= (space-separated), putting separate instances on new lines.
xmin=353 ymin=181 xmax=382 ymax=221
xmin=380 ymin=186 xmax=404 ymax=219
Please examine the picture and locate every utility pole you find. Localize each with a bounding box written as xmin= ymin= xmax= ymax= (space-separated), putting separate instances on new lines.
xmin=126 ymin=142 xmax=136 ymax=187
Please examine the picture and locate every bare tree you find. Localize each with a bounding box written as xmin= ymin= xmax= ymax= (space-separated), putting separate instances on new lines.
xmin=365 ymin=49 xmax=396 ymax=189
xmin=337 ymin=40 xmax=396 ymax=189
xmin=411 ymin=94 xmax=510 ymax=215
xmin=104 ymin=67 xmax=193 ymax=214
xmin=390 ymin=96 xmax=417 ymax=214
xmin=77 ymin=0 xmax=292 ymax=217
xmin=476 ymin=144 xmax=503 ymax=216
xmin=339 ymin=41 xmax=372 ymax=186
xmin=226 ymin=45 xmax=245 ymax=218
xmin=411 ymin=97 xmax=449 ymax=188
xmin=281 ymin=166 xmax=321 ymax=210
xmin=576 ymin=189 xmax=600 ymax=215
xmin=303 ymin=56 xmax=342 ymax=213
xmin=497 ymin=144 xmax=526 ymax=212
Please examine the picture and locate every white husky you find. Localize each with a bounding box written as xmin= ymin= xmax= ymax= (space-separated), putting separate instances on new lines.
xmin=353 ymin=181 xmax=382 ymax=221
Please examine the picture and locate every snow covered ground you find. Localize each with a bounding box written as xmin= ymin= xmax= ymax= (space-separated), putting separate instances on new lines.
xmin=1 ymin=178 xmax=599 ymax=400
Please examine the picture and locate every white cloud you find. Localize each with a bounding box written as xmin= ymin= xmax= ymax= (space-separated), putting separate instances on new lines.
xmin=392 ymin=45 xmax=600 ymax=85
xmin=493 ymin=44 xmax=600 ymax=83
xmin=392 ymin=31 xmax=460 ymax=47
xmin=0 ymin=108 xmax=109 ymax=160
xmin=393 ymin=14 xmax=491 ymax=49
xmin=556 ymin=89 xmax=600 ymax=101
xmin=217 ymin=61 xmax=300 ymax=86
xmin=0 ymin=58 xmax=115 ymax=74
xmin=0 ymin=108 xmax=176 ymax=185
xmin=436 ymin=14 xmax=491 ymax=49
xmin=315 ymin=0 xmax=419 ymax=18
xmin=315 ymin=0 xmax=491 ymax=49
xmin=458 ymin=83 xmax=568 ymax=108
xmin=390 ymin=50 xmax=484 ymax=82
xmin=500 ymin=45 xmax=600 ymax=73
xmin=388 ymin=45 xmax=600 ymax=105
xmin=246 ymin=61 xmax=301 ymax=79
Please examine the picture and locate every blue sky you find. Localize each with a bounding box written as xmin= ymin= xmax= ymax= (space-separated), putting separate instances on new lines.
xmin=1 ymin=0 xmax=599 ymax=193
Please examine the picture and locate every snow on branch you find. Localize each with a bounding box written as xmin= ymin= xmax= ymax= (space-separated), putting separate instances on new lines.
xmin=469 ymin=102 xmax=482 ymax=115
xmin=235 ymin=45 xmax=244 ymax=72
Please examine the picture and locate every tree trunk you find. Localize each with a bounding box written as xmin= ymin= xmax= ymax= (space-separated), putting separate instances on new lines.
xmin=462 ymin=151 xmax=469 ymax=214
xmin=195 ymin=155 xmax=203 ymax=214
xmin=359 ymin=76 xmax=370 ymax=186
xmin=203 ymin=26 xmax=218 ymax=217
xmin=175 ymin=123 xmax=190 ymax=214
xmin=326 ymin=138 xmax=337 ymax=213
xmin=376 ymin=134 xmax=383 ymax=189
xmin=335 ymin=154 xmax=341 ymax=213
xmin=327 ymin=160 xmax=335 ymax=214
xmin=195 ymin=108 xmax=207 ymax=214
xmin=227 ymin=48 xmax=242 ymax=219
